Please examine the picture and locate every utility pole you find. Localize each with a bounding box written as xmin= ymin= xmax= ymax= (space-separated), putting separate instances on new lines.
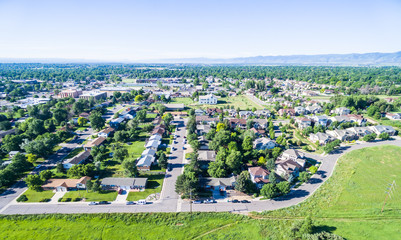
xmin=381 ymin=180 xmax=396 ymax=213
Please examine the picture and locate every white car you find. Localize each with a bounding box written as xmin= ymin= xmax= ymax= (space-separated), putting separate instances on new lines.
xmin=88 ymin=202 xmax=98 ymax=206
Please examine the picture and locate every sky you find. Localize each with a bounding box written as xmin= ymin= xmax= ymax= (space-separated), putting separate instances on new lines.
xmin=0 ymin=0 xmax=400 ymax=61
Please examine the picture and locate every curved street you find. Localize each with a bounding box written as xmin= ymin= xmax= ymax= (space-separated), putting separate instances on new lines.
xmin=1 ymin=136 xmax=401 ymax=215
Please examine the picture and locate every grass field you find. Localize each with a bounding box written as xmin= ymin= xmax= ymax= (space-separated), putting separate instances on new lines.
xmin=124 ymin=141 xmax=146 ymax=159
xmin=171 ymin=95 xmax=263 ymax=110
xmin=22 ymin=189 xmax=55 ymax=202
xmin=63 ymin=190 xmax=118 ymax=202
xmin=126 ymin=174 xmax=164 ymax=201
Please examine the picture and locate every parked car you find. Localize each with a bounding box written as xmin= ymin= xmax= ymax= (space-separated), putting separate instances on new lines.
xmin=126 ymin=201 xmax=135 ymax=205
xmin=137 ymin=199 xmax=147 ymax=205
xmin=240 ymin=200 xmax=250 ymax=203
xmin=204 ymin=199 xmax=216 ymax=204
xmin=193 ymin=200 xmax=203 ymax=204
xmin=232 ymin=199 xmax=240 ymax=203
xmin=35 ymin=164 xmax=42 ymax=169
xmin=88 ymin=202 xmax=98 ymax=206
xmin=118 ymin=189 xmax=123 ymax=194
xmin=98 ymin=201 xmax=110 ymax=205
xmin=167 ymin=165 xmax=172 ymax=171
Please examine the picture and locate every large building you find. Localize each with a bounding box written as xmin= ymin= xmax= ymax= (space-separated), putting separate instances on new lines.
xmin=79 ymin=91 xmax=107 ymax=100
xmin=199 ymin=94 xmax=218 ymax=105
xmin=59 ymin=89 xmax=82 ymax=98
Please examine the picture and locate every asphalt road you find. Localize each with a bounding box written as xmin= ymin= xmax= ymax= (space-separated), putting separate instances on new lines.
xmin=2 ymin=134 xmax=401 ymax=214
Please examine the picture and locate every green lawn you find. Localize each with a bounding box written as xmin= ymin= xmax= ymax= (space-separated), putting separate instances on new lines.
xmin=63 ymin=190 xmax=118 ymax=202
xmin=170 ymin=97 xmax=195 ymax=105
xmin=126 ymin=174 xmax=164 ymax=201
xmin=65 ymin=147 xmax=84 ymax=159
xmin=124 ymin=141 xmax=146 ymax=159
xmin=171 ymin=95 xmax=263 ymax=110
xmin=22 ymin=189 xmax=55 ymax=202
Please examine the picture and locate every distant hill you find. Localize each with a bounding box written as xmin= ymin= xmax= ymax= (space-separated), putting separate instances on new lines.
xmin=155 ymin=51 xmax=401 ymax=66
xmin=1 ymin=51 xmax=400 ymax=66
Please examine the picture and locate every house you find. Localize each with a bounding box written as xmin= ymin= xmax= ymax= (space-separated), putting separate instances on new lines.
xmin=152 ymin=125 xmax=166 ymax=136
xmin=229 ymin=118 xmax=247 ymax=129
xmin=369 ymin=125 xmax=396 ymax=136
xmin=305 ymin=105 xmax=322 ymax=114
xmin=195 ymin=109 xmax=206 ymax=116
xmin=248 ymin=166 xmax=270 ymax=189
xmin=199 ymin=176 xmax=236 ymax=191
xmin=84 ymin=137 xmax=106 ymax=151
xmin=279 ymin=149 xmax=305 ymax=167
xmin=42 ymin=176 xmax=91 ymax=192
xmin=385 ymin=113 xmax=401 ymax=120
xmin=79 ymin=112 xmax=90 ymax=119
xmin=164 ymin=103 xmax=185 ymax=111
xmin=278 ymin=108 xmax=295 ymax=117
xmin=141 ymin=148 xmax=156 ymax=158
xmin=149 ymin=134 xmax=162 ymax=142
xmin=206 ymin=108 xmax=223 ymax=116
xmin=98 ymin=127 xmax=115 ymax=138
xmin=347 ymin=127 xmax=374 ymax=137
xmin=109 ymin=117 xmax=125 ymax=128
xmin=199 ymin=94 xmax=218 ymax=105
xmin=197 ymin=125 xmax=211 ymax=135
xmin=275 ymin=160 xmax=302 ymax=179
xmin=198 ymin=150 xmax=216 ymax=169
xmin=312 ymin=115 xmax=329 ymax=127
xmin=294 ymin=106 xmax=306 ymax=116
xmin=253 ymin=137 xmax=276 ymax=150
xmin=8 ymin=151 xmax=19 ymax=159
xmin=145 ymin=140 xmax=161 ymax=151
xmin=335 ymin=107 xmax=351 ymax=116
xmin=250 ymin=128 xmax=266 ymax=137
xmin=239 ymin=111 xmax=254 ymax=119
xmin=296 ymin=117 xmax=312 ymax=129
xmin=254 ymin=110 xmax=271 ymax=118
xmin=137 ymin=155 xmax=156 ymax=171
xmin=0 ymin=128 xmax=16 ymax=140
xmin=101 ymin=177 xmax=148 ymax=191
xmin=63 ymin=150 xmax=91 ymax=169
xmin=252 ymin=119 xmax=268 ymax=129
xmin=309 ymin=132 xmax=334 ymax=145
xmin=326 ymin=129 xmax=357 ymax=141
xmin=195 ymin=116 xmax=219 ymax=125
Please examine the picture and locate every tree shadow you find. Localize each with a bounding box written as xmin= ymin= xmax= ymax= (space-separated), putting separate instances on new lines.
xmin=274 ymin=189 xmax=310 ymax=201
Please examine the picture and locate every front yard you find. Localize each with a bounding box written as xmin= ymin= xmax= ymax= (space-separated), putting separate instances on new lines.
xmin=22 ymin=189 xmax=55 ymax=202
xmin=62 ymin=190 xmax=118 ymax=202
xmin=126 ymin=174 xmax=164 ymax=201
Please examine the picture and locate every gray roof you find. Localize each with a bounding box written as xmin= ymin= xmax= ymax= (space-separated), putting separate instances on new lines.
xmin=199 ymin=176 xmax=236 ymax=187
xmin=101 ymin=178 xmax=148 ymax=187
xmin=198 ymin=150 xmax=216 ymax=162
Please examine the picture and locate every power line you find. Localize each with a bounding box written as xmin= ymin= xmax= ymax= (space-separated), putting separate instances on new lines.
xmin=381 ymin=180 xmax=396 ymax=213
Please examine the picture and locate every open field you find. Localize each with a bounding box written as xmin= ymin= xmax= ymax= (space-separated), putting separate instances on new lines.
xmin=62 ymin=190 xmax=118 ymax=202
xmin=171 ymin=95 xmax=264 ymax=110
xmin=124 ymin=141 xmax=146 ymax=159
xmin=22 ymin=189 xmax=55 ymax=202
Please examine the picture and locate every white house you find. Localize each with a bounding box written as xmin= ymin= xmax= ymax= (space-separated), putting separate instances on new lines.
xmin=335 ymin=107 xmax=351 ymax=116
xmin=199 ymin=94 xmax=218 ymax=105
xmin=253 ymin=138 xmax=276 ymax=150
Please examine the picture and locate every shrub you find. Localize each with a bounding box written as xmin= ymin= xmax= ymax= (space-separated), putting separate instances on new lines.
xmin=61 ymin=198 xmax=71 ymax=202
xmin=39 ymin=198 xmax=50 ymax=202
xmin=73 ymin=197 xmax=82 ymax=202
xmin=16 ymin=195 xmax=28 ymax=202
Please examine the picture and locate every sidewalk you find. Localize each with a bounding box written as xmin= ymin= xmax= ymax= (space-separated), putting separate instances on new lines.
xmin=114 ymin=192 xmax=128 ymax=203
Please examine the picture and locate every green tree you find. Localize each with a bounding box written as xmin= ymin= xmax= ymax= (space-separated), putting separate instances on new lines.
xmin=25 ymin=174 xmax=43 ymax=191
xmin=260 ymin=183 xmax=277 ymax=199
xmin=26 ymin=153 xmax=38 ymax=164
xmin=113 ymin=147 xmax=128 ymax=162
xmin=207 ymin=160 xmax=227 ymax=178
xmin=226 ymin=150 xmax=242 ymax=174
xmin=235 ymin=171 xmax=252 ymax=193
xmin=134 ymin=95 xmax=144 ymax=102
xmin=379 ymin=132 xmax=390 ymax=140
xmin=39 ymin=170 xmax=52 ymax=181
xmin=122 ymin=159 xmax=138 ymax=177
xmin=89 ymin=112 xmax=105 ymax=131
xmin=77 ymin=117 xmax=88 ymax=127
xmin=162 ymin=113 xmax=173 ymax=126
xmin=276 ymin=181 xmax=290 ymax=195
xmin=158 ymin=152 xmax=168 ymax=169
xmin=299 ymin=171 xmax=309 ymax=182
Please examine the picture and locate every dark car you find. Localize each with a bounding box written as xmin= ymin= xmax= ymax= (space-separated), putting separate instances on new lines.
xmin=241 ymin=200 xmax=250 ymax=203
xmin=167 ymin=165 xmax=172 ymax=171
xmin=232 ymin=199 xmax=240 ymax=203
xmin=126 ymin=201 xmax=135 ymax=205
xmin=322 ymin=174 xmax=327 ymax=178
xmin=98 ymin=201 xmax=110 ymax=205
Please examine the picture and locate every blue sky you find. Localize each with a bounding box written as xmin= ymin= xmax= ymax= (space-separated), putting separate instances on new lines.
xmin=0 ymin=0 xmax=400 ymax=61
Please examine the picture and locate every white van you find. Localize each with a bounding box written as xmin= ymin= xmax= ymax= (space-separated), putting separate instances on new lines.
xmin=137 ymin=199 xmax=147 ymax=205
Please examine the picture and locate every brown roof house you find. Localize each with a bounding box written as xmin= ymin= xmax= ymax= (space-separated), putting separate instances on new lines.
xmin=63 ymin=150 xmax=91 ymax=169
xmin=248 ymin=166 xmax=270 ymax=189
xmin=42 ymin=176 xmax=91 ymax=192
xmin=84 ymin=136 xmax=106 ymax=151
